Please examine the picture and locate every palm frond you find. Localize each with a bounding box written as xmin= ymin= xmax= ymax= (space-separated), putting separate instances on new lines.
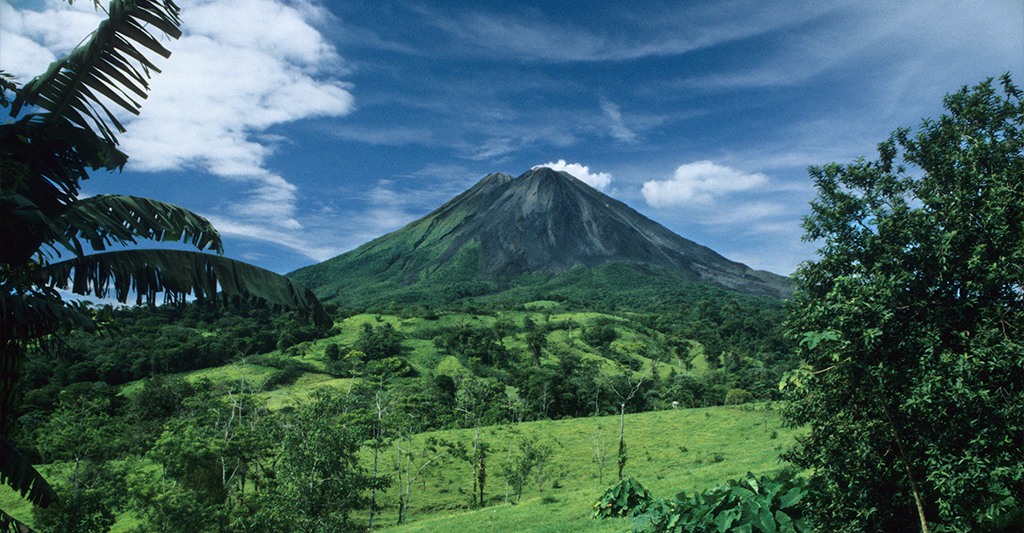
xmin=0 ymin=437 xmax=57 ymax=509
xmin=0 ymin=71 xmax=18 ymax=108
xmin=55 ymin=195 xmax=224 ymax=256
xmin=36 ymin=250 xmax=331 ymax=328
xmin=13 ymin=0 xmax=182 ymax=166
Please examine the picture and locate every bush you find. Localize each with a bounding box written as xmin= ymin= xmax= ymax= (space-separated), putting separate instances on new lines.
xmin=592 ymin=477 xmax=652 ymax=519
xmin=324 ymin=343 xmax=342 ymax=361
xmin=252 ymin=357 xmax=319 ymax=389
xmin=625 ymin=470 xmax=811 ymax=533
xmin=724 ymin=388 xmax=753 ymax=405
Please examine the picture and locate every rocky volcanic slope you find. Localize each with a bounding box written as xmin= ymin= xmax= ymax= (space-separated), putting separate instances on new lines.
xmin=290 ymin=168 xmax=794 ymax=303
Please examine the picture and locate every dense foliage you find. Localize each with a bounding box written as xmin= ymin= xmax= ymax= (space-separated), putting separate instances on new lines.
xmin=13 ymin=294 xmax=794 ymax=434
xmin=783 ymin=75 xmax=1024 ymax=532
xmin=593 ymin=471 xmax=810 ymax=533
xmin=24 ymin=384 xmax=381 ymax=533
xmin=592 ymin=477 xmax=652 ymax=519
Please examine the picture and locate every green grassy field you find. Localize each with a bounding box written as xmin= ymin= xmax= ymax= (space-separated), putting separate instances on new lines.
xmin=362 ymin=404 xmax=799 ymax=532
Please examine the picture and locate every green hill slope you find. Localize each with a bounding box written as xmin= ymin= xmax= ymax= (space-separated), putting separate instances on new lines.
xmin=365 ymin=406 xmax=800 ymax=533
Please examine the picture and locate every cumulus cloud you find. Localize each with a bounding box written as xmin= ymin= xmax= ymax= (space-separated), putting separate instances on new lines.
xmin=642 ymin=161 xmax=768 ymax=207
xmin=123 ymin=0 xmax=354 ymax=173
xmin=0 ymin=1 xmax=105 ymax=79
xmin=534 ymin=160 xmax=612 ymax=190
xmin=3 ymin=0 xmax=355 ymax=257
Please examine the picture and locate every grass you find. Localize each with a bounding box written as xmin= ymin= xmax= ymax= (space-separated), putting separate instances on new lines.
xmin=360 ymin=404 xmax=800 ymax=533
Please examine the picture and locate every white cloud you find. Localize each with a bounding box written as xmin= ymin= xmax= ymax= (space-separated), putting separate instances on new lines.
xmin=122 ymin=0 xmax=355 ymax=175
xmin=0 ymin=1 xmax=105 ymax=79
xmin=3 ymin=0 xmax=356 ymax=255
xmin=534 ymin=160 xmax=612 ymax=190
xmin=469 ymin=137 xmax=519 ymax=161
xmin=329 ymin=125 xmax=435 ymax=146
xmin=204 ymin=216 xmax=339 ymax=262
xmin=600 ymin=98 xmax=637 ymax=143
xmin=642 ymin=161 xmax=768 ymax=207
xmin=420 ymin=1 xmax=841 ymax=63
xmin=676 ymin=0 xmax=1021 ymax=96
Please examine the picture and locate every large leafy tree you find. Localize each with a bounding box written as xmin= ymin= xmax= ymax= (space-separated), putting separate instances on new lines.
xmin=1 ymin=0 xmax=329 ymax=516
xmin=241 ymin=391 xmax=378 ymax=533
xmin=783 ymin=75 xmax=1023 ymax=532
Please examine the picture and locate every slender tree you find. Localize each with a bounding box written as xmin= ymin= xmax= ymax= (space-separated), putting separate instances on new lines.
xmin=367 ymin=381 xmax=395 ymax=531
xmin=394 ymin=429 xmax=447 ymax=525
xmin=602 ymin=366 xmax=647 ymax=480
xmin=454 ymin=376 xmax=499 ymax=506
xmin=589 ymin=426 xmax=611 ymax=486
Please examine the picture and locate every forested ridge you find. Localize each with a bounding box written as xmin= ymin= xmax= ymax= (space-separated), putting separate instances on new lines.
xmin=15 ymin=294 xmax=793 ymax=431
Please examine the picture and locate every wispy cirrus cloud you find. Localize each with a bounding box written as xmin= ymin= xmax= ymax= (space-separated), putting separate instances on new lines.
xmin=413 ymin=0 xmax=844 ymax=63
xmin=600 ymin=98 xmax=637 ymax=144
xmin=673 ymin=0 xmax=1020 ymax=94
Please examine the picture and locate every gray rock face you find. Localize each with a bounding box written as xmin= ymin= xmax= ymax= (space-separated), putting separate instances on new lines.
xmin=407 ymin=167 xmax=794 ymax=299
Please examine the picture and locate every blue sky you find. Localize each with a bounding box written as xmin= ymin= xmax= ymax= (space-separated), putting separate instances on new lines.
xmin=3 ymin=0 xmax=1022 ymax=277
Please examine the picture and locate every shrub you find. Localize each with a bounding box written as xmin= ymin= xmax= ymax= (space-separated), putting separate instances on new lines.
xmin=624 ymin=470 xmax=811 ymax=533
xmin=592 ymin=477 xmax=652 ymax=519
xmin=724 ymin=388 xmax=753 ymax=406
xmin=324 ymin=343 xmax=342 ymax=361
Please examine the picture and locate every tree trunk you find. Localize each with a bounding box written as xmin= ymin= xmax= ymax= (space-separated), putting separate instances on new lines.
xmin=881 ymin=401 xmax=931 ymax=533
xmin=396 ymin=436 xmax=405 ymax=525
xmin=478 ymin=450 xmax=486 ymax=506
xmin=369 ymin=394 xmax=384 ymax=531
xmin=505 ymin=437 xmax=513 ymax=504
xmin=617 ymin=403 xmax=626 ymax=480
xmin=471 ymin=423 xmax=480 ymax=506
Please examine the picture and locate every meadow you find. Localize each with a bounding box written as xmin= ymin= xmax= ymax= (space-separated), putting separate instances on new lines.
xmin=362 ymin=404 xmax=799 ymax=532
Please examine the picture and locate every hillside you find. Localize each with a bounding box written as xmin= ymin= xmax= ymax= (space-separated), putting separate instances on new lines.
xmin=1 ymin=292 xmax=802 ymax=532
xmin=290 ymin=168 xmax=794 ymax=308
xmin=1 ymin=404 xmax=799 ymax=532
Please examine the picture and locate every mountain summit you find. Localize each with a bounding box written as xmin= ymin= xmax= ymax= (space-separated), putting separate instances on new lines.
xmin=290 ymin=168 xmax=793 ymax=306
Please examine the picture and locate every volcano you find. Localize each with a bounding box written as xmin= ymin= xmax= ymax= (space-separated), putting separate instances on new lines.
xmin=289 ymin=168 xmax=793 ymax=306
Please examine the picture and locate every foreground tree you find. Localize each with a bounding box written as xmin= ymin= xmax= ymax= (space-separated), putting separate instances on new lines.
xmin=783 ymin=75 xmax=1023 ymax=532
xmin=242 ymin=391 xmax=380 ymax=533
xmin=1 ymin=0 xmax=328 ymax=515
